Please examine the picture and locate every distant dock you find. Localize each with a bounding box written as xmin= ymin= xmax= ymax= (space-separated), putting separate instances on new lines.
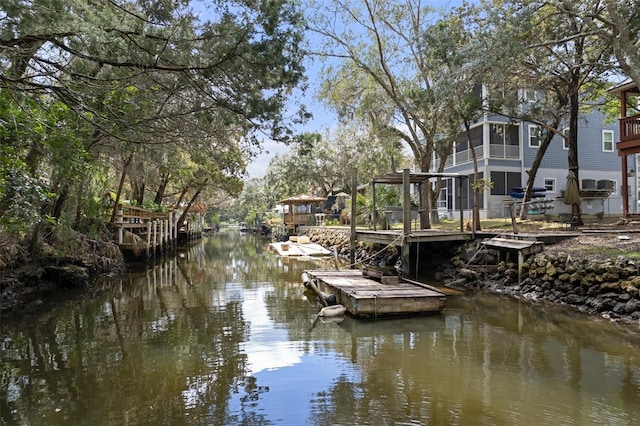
xmin=269 ymin=236 xmax=333 ymax=257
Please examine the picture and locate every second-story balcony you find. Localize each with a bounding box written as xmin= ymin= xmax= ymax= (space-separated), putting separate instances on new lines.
xmin=443 ymin=144 xmax=520 ymax=167
xmin=620 ymin=113 xmax=640 ymax=143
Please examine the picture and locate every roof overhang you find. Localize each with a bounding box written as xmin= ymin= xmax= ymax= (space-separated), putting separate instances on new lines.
xmin=371 ymin=172 xmax=468 ymax=185
xmin=608 ymin=79 xmax=640 ymax=97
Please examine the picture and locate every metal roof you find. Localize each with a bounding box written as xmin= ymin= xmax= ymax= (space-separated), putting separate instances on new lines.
xmin=278 ymin=193 xmax=327 ymax=204
xmin=608 ymin=79 xmax=640 ymax=97
xmin=371 ymin=172 xmax=468 ymax=184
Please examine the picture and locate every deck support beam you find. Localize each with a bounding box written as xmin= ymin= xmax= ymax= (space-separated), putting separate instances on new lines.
xmin=401 ymin=169 xmax=411 ymax=277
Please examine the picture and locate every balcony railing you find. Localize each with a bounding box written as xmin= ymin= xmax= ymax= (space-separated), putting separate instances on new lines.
xmin=489 ymin=144 xmax=519 ymax=159
xmin=450 ymin=144 xmax=519 ymax=166
xmin=620 ymin=114 xmax=640 ymax=142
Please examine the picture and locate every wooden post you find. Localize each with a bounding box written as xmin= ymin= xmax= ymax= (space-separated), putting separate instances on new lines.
xmin=153 ymin=221 xmax=158 ymax=255
xmin=509 ymin=203 xmax=518 ymax=234
xmin=402 ymin=169 xmax=411 ymax=235
xmin=350 ymin=169 xmax=357 ymax=268
xmin=146 ymin=222 xmax=151 ymax=257
xmin=169 ymin=211 xmax=174 ymax=245
xmin=459 ymin=176 xmax=465 ymax=232
xmin=117 ymin=205 xmax=124 ymax=244
xmin=372 ymin=181 xmax=377 ymax=231
xmin=518 ymin=251 xmax=524 ymax=284
xmin=622 ymin=155 xmax=629 ymax=218
xmin=401 ymin=169 xmax=411 ymax=278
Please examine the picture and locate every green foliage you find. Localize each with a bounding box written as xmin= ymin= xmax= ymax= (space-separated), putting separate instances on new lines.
xmin=0 ymin=0 xmax=308 ymax=239
xmin=0 ymin=156 xmax=52 ymax=234
xmin=354 ymin=186 xmax=399 ymax=228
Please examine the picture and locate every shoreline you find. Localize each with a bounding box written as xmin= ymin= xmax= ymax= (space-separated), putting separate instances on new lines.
xmin=3 ymin=226 xmax=640 ymax=329
xmin=299 ymin=227 xmax=640 ymax=328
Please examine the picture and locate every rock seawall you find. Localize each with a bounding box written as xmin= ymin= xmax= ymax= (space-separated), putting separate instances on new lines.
xmin=299 ymin=227 xmax=400 ymax=268
xmin=300 ymin=227 xmax=640 ymax=326
xmin=451 ymin=244 xmax=640 ymax=326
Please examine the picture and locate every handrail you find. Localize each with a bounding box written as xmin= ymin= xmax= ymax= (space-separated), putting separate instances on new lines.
xmin=620 ymin=114 xmax=640 ymax=142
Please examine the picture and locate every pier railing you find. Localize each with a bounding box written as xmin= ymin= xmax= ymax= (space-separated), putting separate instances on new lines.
xmin=113 ymin=204 xmax=176 ymax=257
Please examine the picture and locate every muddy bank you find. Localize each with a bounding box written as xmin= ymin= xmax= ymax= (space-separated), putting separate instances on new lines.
xmin=299 ymin=227 xmax=640 ymax=327
xmin=0 ymin=233 xmax=125 ymax=314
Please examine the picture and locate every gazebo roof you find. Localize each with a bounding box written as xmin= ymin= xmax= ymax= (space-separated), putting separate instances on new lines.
xmin=278 ymin=193 xmax=327 ymax=205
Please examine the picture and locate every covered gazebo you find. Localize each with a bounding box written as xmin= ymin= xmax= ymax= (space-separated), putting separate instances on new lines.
xmin=278 ymin=193 xmax=327 ymax=233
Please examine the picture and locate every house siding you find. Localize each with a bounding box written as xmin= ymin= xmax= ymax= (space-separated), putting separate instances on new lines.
xmin=443 ymin=106 xmax=630 ymax=218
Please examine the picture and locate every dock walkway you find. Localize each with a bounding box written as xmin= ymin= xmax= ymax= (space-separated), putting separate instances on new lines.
xmin=269 ymin=241 xmax=332 ymax=257
xmin=306 ymin=269 xmax=446 ymax=318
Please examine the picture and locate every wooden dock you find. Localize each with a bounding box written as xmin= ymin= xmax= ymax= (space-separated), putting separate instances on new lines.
xmin=355 ymin=229 xmax=472 ymax=246
xmin=480 ymin=234 xmax=544 ymax=283
xmin=269 ymin=241 xmax=332 ymax=257
xmin=305 ymin=269 xmax=446 ymax=318
xmin=113 ymin=204 xmax=204 ymax=257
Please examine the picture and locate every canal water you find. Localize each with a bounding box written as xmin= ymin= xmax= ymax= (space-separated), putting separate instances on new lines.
xmin=1 ymin=230 xmax=640 ymax=425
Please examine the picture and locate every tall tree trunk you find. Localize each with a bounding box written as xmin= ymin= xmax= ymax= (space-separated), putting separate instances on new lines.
xmin=154 ymin=175 xmax=170 ymax=205
xmin=110 ymin=153 xmax=134 ymax=224
xmin=51 ymin=187 xmax=69 ymax=220
xmin=130 ymin=179 xmax=145 ymax=206
xmin=177 ymin=187 xmax=203 ymax=227
xmin=568 ymin=20 xmax=584 ymax=226
xmin=519 ymin=123 xmax=560 ymax=220
xmin=419 ymin=155 xmax=432 ymax=230
xmin=430 ymin=142 xmax=454 ymax=225
xmin=568 ymin=80 xmax=582 ymax=225
xmin=174 ymin=183 xmax=192 ymax=211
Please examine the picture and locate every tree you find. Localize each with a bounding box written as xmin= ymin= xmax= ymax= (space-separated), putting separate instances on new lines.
xmin=565 ymin=0 xmax=640 ymax=86
xmin=420 ymin=10 xmax=487 ymax=229
xmin=310 ymin=0 xmax=455 ymax=229
xmin=265 ymin=126 xmax=407 ymax=198
xmin=478 ymin=0 xmax=615 ymax=223
xmin=1 ymin=0 xmax=307 ymax=241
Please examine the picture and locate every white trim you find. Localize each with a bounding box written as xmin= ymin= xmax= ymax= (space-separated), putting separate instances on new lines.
xmin=562 ymin=127 xmax=570 ymax=150
xmin=523 ymin=89 xmax=537 ymax=102
xmin=602 ymin=129 xmax=614 ymax=152
xmin=544 ymin=178 xmax=556 ymax=192
xmin=528 ymin=125 xmax=541 ymax=148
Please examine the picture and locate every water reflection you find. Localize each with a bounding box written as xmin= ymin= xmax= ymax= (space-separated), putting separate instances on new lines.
xmin=1 ymin=230 xmax=639 ymax=425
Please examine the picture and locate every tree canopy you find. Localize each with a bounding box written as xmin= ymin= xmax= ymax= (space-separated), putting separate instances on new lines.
xmin=1 ymin=0 xmax=307 ymax=239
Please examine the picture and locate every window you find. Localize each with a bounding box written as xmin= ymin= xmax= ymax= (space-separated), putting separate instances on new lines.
xmin=529 ymin=125 xmax=541 ymax=148
xmin=562 ymin=128 xmax=570 ymax=150
xmin=523 ymin=89 xmax=537 ymax=102
xmin=602 ymin=130 xmax=614 ymax=152
xmin=491 ymin=171 xmax=522 ymax=195
xmin=456 ymin=173 xmax=484 ymax=209
xmin=544 ymin=178 xmax=556 ymax=192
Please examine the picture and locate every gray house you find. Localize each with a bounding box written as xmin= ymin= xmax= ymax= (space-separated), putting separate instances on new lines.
xmin=435 ymin=92 xmax=628 ymax=219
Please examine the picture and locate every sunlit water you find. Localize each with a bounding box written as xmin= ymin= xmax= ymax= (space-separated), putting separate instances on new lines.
xmin=1 ymin=230 xmax=640 ymax=425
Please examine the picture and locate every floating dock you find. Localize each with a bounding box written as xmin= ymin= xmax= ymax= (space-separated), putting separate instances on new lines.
xmin=305 ymin=269 xmax=446 ymax=318
xmin=269 ymin=241 xmax=332 ymax=257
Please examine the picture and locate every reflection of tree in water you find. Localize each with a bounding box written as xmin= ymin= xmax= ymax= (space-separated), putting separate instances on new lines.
xmin=0 ymin=261 xmax=261 ymax=425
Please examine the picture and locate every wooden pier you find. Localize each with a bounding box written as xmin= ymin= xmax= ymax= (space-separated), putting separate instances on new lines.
xmin=114 ymin=204 xmax=176 ymax=257
xmin=355 ymin=229 xmax=472 ymax=246
xmin=305 ymin=269 xmax=446 ymax=318
xmin=113 ymin=204 xmax=204 ymax=257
